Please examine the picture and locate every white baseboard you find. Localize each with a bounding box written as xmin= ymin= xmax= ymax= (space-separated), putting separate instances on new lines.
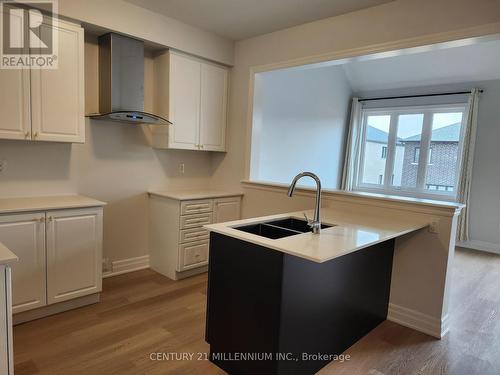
xmin=387 ymin=303 xmax=448 ymax=339
xmin=102 ymin=255 xmax=150 ymax=278
xmin=457 ymin=240 xmax=500 ymax=255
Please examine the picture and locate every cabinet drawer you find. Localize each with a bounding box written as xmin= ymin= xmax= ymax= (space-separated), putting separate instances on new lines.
xmin=180 ymin=213 xmax=212 ymax=229
xmin=178 ymin=241 xmax=209 ymax=271
xmin=181 ymin=200 xmax=213 ymax=215
xmin=180 ymin=227 xmax=209 ymax=243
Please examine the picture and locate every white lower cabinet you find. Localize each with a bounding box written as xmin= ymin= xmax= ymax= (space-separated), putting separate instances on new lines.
xmin=149 ymin=193 xmax=241 ymax=280
xmin=0 ymin=213 xmax=46 ymax=314
xmin=0 ymin=207 xmax=102 ymax=315
xmin=213 ymin=197 xmax=242 ymax=224
xmin=0 ymin=265 xmax=14 ymax=375
xmin=46 ymin=209 xmax=102 ymax=304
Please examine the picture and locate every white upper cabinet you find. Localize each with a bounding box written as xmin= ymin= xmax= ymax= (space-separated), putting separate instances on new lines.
xmin=0 ymin=69 xmax=31 ymax=140
xmin=152 ymin=50 xmax=228 ymax=151
xmin=168 ymin=52 xmax=201 ymax=149
xmin=31 ymin=20 xmax=85 ymax=143
xmin=0 ymin=7 xmax=30 ymax=141
xmin=0 ymin=17 xmax=84 ymax=143
xmin=200 ymin=63 xmax=228 ymax=151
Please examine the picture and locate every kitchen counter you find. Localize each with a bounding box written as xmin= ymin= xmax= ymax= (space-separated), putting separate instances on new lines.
xmin=0 ymin=195 xmax=106 ymax=214
xmin=148 ymin=189 xmax=243 ymax=201
xmin=0 ymin=242 xmax=17 ymax=265
xmin=205 ymin=207 xmax=427 ymax=263
xmin=205 ymin=207 xmax=404 ymax=374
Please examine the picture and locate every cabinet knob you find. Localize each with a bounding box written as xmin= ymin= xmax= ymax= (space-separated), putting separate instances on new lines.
xmin=200 ymin=144 xmax=204 ymax=149
xmin=48 ymin=216 xmax=53 ymax=222
xmin=33 ymin=132 xmax=38 ymax=139
xmin=25 ymin=131 xmax=30 ymax=139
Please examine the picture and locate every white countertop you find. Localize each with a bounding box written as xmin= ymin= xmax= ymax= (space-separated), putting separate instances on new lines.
xmin=0 ymin=195 xmax=106 ymax=215
xmin=149 ymin=189 xmax=243 ymax=201
xmin=205 ymin=208 xmax=427 ymax=263
xmin=0 ymin=242 xmax=18 ymax=265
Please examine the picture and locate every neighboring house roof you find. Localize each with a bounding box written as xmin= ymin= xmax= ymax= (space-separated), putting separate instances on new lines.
xmin=366 ymin=125 xmax=389 ymax=143
xmin=404 ymin=122 xmax=461 ymax=142
xmin=366 ymin=125 xmax=402 ymax=143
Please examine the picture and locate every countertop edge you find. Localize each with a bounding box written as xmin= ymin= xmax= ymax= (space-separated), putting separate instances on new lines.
xmin=0 ymin=195 xmax=107 ymax=215
xmin=148 ymin=190 xmax=244 ymax=200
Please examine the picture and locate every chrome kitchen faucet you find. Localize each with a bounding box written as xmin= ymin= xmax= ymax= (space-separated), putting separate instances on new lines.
xmin=287 ymin=172 xmax=322 ymax=234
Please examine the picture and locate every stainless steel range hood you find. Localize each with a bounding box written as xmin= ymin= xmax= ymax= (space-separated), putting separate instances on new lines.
xmin=88 ymin=33 xmax=171 ymax=126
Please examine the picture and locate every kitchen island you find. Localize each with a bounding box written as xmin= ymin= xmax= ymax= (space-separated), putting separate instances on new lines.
xmin=204 ymin=208 xmax=427 ymax=375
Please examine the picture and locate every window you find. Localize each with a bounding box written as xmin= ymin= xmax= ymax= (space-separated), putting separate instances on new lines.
xmin=355 ymin=104 xmax=466 ymax=199
xmin=414 ymin=147 xmax=433 ymax=163
xmin=414 ymin=147 xmax=420 ymax=163
xmin=381 ymin=146 xmax=388 ymax=159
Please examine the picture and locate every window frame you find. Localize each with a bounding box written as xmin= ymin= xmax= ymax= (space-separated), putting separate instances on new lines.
xmin=354 ymin=103 xmax=467 ymax=201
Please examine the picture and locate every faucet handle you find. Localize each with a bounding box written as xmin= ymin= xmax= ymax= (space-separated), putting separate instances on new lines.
xmin=303 ymin=213 xmax=313 ymax=227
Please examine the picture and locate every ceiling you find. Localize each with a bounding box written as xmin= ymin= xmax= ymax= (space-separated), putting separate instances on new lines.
xmin=124 ymin=0 xmax=395 ymax=40
xmin=341 ymin=38 xmax=500 ymax=93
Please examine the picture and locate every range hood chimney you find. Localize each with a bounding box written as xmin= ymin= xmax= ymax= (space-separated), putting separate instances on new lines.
xmin=88 ymin=33 xmax=171 ymax=126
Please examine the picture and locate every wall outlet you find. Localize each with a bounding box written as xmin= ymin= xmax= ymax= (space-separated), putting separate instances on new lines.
xmin=0 ymin=159 xmax=6 ymax=174
xmin=428 ymin=220 xmax=439 ymax=234
xmin=179 ymin=163 xmax=185 ymax=174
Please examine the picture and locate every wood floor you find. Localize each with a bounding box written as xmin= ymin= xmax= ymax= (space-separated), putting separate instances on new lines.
xmin=13 ymin=248 xmax=500 ymax=375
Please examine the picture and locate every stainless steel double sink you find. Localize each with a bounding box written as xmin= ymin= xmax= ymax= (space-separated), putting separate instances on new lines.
xmin=234 ymin=217 xmax=332 ymax=239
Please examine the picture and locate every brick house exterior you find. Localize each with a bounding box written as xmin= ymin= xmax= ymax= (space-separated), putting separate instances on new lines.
xmin=401 ymin=122 xmax=460 ymax=191
xmin=365 ymin=122 xmax=460 ymax=191
xmin=401 ymin=142 xmax=459 ymax=190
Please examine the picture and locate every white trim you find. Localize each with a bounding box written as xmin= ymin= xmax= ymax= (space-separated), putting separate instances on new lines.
xmin=457 ymin=240 xmax=500 ymax=255
xmin=387 ymin=303 xmax=449 ymax=339
xmin=102 ymin=255 xmax=150 ymax=278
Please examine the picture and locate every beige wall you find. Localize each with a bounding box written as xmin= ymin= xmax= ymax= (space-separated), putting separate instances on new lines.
xmin=211 ymin=0 xmax=500 ymax=207
xmin=0 ymin=38 xmax=216 ymax=263
xmin=57 ymin=0 xmax=234 ymax=65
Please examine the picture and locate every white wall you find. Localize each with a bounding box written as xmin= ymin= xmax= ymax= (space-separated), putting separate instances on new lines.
xmin=250 ymin=65 xmax=351 ymax=189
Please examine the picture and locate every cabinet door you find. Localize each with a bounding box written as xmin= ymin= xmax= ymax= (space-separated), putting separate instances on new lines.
xmin=168 ymin=52 xmax=201 ymax=150
xmin=46 ymin=208 xmax=102 ymax=304
xmin=0 ymin=213 xmax=46 ymax=314
xmin=199 ymin=63 xmax=228 ymax=151
xmin=30 ymin=20 xmax=85 ymax=143
xmin=213 ymin=197 xmax=241 ymax=224
xmin=0 ymin=6 xmax=31 ymax=141
xmin=0 ymin=266 xmax=13 ymax=375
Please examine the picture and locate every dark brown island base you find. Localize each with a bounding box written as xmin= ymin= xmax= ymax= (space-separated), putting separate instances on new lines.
xmin=205 ymin=232 xmax=395 ymax=375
